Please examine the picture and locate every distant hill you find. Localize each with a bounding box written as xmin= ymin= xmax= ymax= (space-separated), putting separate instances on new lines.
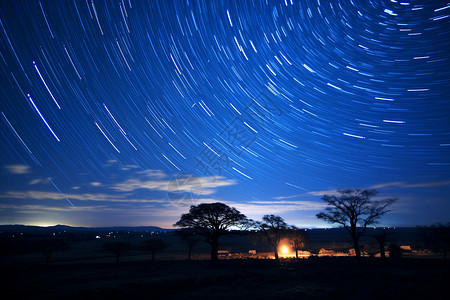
xmin=0 ymin=224 xmax=172 ymax=233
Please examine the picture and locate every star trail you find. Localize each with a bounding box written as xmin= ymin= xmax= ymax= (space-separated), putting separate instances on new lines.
xmin=0 ymin=0 xmax=449 ymax=228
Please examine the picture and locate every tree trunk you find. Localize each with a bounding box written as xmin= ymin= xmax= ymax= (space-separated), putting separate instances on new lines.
xmin=115 ymin=254 xmax=120 ymax=264
xmin=379 ymin=242 xmax=386 ymax=259
xmin=210 ymin=237 xmax=219 ymax=263
xmin=273 ymin=245 xmax=279 ymax=260
xmin=295 ymin=249 xmax=299 ymax=259
xmin=188 ymin=245 xmax=192 ymax=261
xmin=352 ymin=235 xmax=361 ymax=263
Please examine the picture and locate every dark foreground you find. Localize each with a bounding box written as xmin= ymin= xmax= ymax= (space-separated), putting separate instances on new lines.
xmin=1 ymin=257 xmax=449 ymax=300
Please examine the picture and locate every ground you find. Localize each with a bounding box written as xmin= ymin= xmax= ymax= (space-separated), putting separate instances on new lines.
xmin=1 ymin=257 xmax=449 ymax=299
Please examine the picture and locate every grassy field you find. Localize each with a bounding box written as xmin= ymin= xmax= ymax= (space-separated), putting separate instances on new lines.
xmin=2 ymin=257 xmax=449 ymax=299
xmin=1 ymin=227 xmax=447 ymax=299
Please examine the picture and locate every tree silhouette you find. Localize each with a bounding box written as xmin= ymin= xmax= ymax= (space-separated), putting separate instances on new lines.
xmin=288 ymin=226 xmax=308 ymax=259
xmin=388 ymin=242 xmax=403 ymax=258
xmin=175 ymin=228 xmax=201 ymax=260
xmin=174 ymin=202 xmax=248 ymax=263
xmin=418 ymin=223 xmax=450 ymax=259
xmin=35 ymin=238 xmax=68 ymax=266
xmin=316 ymin=189 xmax=396 ymax=263
xmin=253 ymin=215 xmax=288 ymax=260
xmin=142 ymin=238 xmax=168 ymax=261
xmin=102 ymin=242 xmax=131 ymax=264
xmin=371 ymin=228 xmax=393 ymax=259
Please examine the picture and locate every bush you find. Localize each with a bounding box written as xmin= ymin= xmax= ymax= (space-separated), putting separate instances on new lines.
xmin=389 ymin=243 xmax=403 ymax=258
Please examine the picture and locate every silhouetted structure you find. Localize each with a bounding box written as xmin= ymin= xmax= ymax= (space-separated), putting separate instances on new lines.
xmin=102 ymin=242 xmax=131 ymax=264
xmin=35 ymin=238 xmax=68 ymax=266
xmin=418 ymin=222 xmax=450 ymax=259
xmin=371 ymin=228 xmax=393 ymax=259
xmin=388 ymin=242 xmax=403 ymax=258
xmin=174 ymin=202 xmax=248 ymax=262
xmin=316 ymin=189 xmax=396 ymax=263
xmin=288 ymin=226 xmax=308 ymax=259
xmin=175 ymin=228 xmax=201 ymax=260
xmin=142 ymin=238 xmax=168 ymax=261
xmin=252 ymin=215 xmax=288 ymax=260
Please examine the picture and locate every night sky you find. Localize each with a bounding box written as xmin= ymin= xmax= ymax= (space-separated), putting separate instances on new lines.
xmin=1 ymin=0 xmax=449 ymax=228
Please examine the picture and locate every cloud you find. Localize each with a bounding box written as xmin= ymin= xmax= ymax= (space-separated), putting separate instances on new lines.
xmin=111 ymin=174 xmax=236 ymax=195
xmin=0 ymin=191 xmax=167 ymax=203
xmin=273 ymin=194 xmax=303 ymax=200
xmin=370 ymin=180 xmax=450 ymax=189
xmin=112 ymin=178 xmax=168 ymax=192
xmin=121 ymin=164 xmax=140 ymax=171
xmin=4 ymin=165 xmax=32 ymax=174
xmin=306 ymin=189 xmax=339 ymax=196
xmin=170 ymin=198 xmax=325 ymax=218
xmin=306 ymin=180 xmax=450 ymax=197
xmin=248 ymin=200 xmax=326 ymax=210
xmin=0 ymin=170 xmax=236 ymax=212
xmin=0 ymin=204 xmax=102 ymax=212
xmin=28 ymin=178 xmax=51 ymax=185
xmin=0 ymin=202 xmax=183 ymax=218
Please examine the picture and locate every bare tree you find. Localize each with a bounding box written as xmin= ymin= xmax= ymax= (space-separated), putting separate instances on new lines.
xmin=174 ymin=202 xmax=248 ymax=263
xmin=253 ymin=215 xmax=288 ymax=260
xmin=142 ymin=238 xmax=168 ymax=261
xmin=175 ymin=228 xmax=201 ymax=260
xmin=288 ymin=226 xmax=308 ymax=259
xmin=418 ymin=223 xmax=450 ymax=259
xmin=102 ymin=242 xmax=131 ymax=264
xmin=316 ymin=189 xmax=396 ymax=263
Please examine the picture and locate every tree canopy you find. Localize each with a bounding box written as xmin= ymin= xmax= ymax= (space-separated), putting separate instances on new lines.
xmin=252 ymin=215 xmax=288 ymax=260
xmin=316 ymin=189 xmax=396 ymax=261
xmin=174 ymin=202 xmax=248 ymax=262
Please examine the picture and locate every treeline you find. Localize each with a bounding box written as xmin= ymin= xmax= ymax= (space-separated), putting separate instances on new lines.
xmin=172 ymin=189 xmax=449 ymax=263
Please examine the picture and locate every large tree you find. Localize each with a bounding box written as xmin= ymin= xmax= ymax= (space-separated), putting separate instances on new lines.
xmin=316 ymin=189 xmax=396 ymax=262
xmin=174 ymin=202 xmax=248 ymax=262
xmin=253 ymin=215 xmax=288 ymax=260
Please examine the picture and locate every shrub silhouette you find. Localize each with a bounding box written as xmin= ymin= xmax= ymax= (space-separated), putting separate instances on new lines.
xmin=142 ymin=238 xmax=168 ymax=261
xmin=35 ymin=238 xmax=68 ymax=266
xmin=389 ymin=243 xmax=403 ymax=258
xmin=175 ymin=228 xmax=201 ymax=260
xmin=371 ymin=228 xmax=393 ymax=259
xmin=102 ymin=242 xmax=131 ymax=264
xmin=418 ymin=223 xmax=450 ymax=259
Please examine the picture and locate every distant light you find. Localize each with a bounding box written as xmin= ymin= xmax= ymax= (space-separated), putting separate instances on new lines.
xmin=95 ymin=236 xmax=101 ymax=239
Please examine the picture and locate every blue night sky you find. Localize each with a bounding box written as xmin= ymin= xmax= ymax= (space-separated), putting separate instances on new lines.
xmin=0 ymin=0 xmax=449 ymax=228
